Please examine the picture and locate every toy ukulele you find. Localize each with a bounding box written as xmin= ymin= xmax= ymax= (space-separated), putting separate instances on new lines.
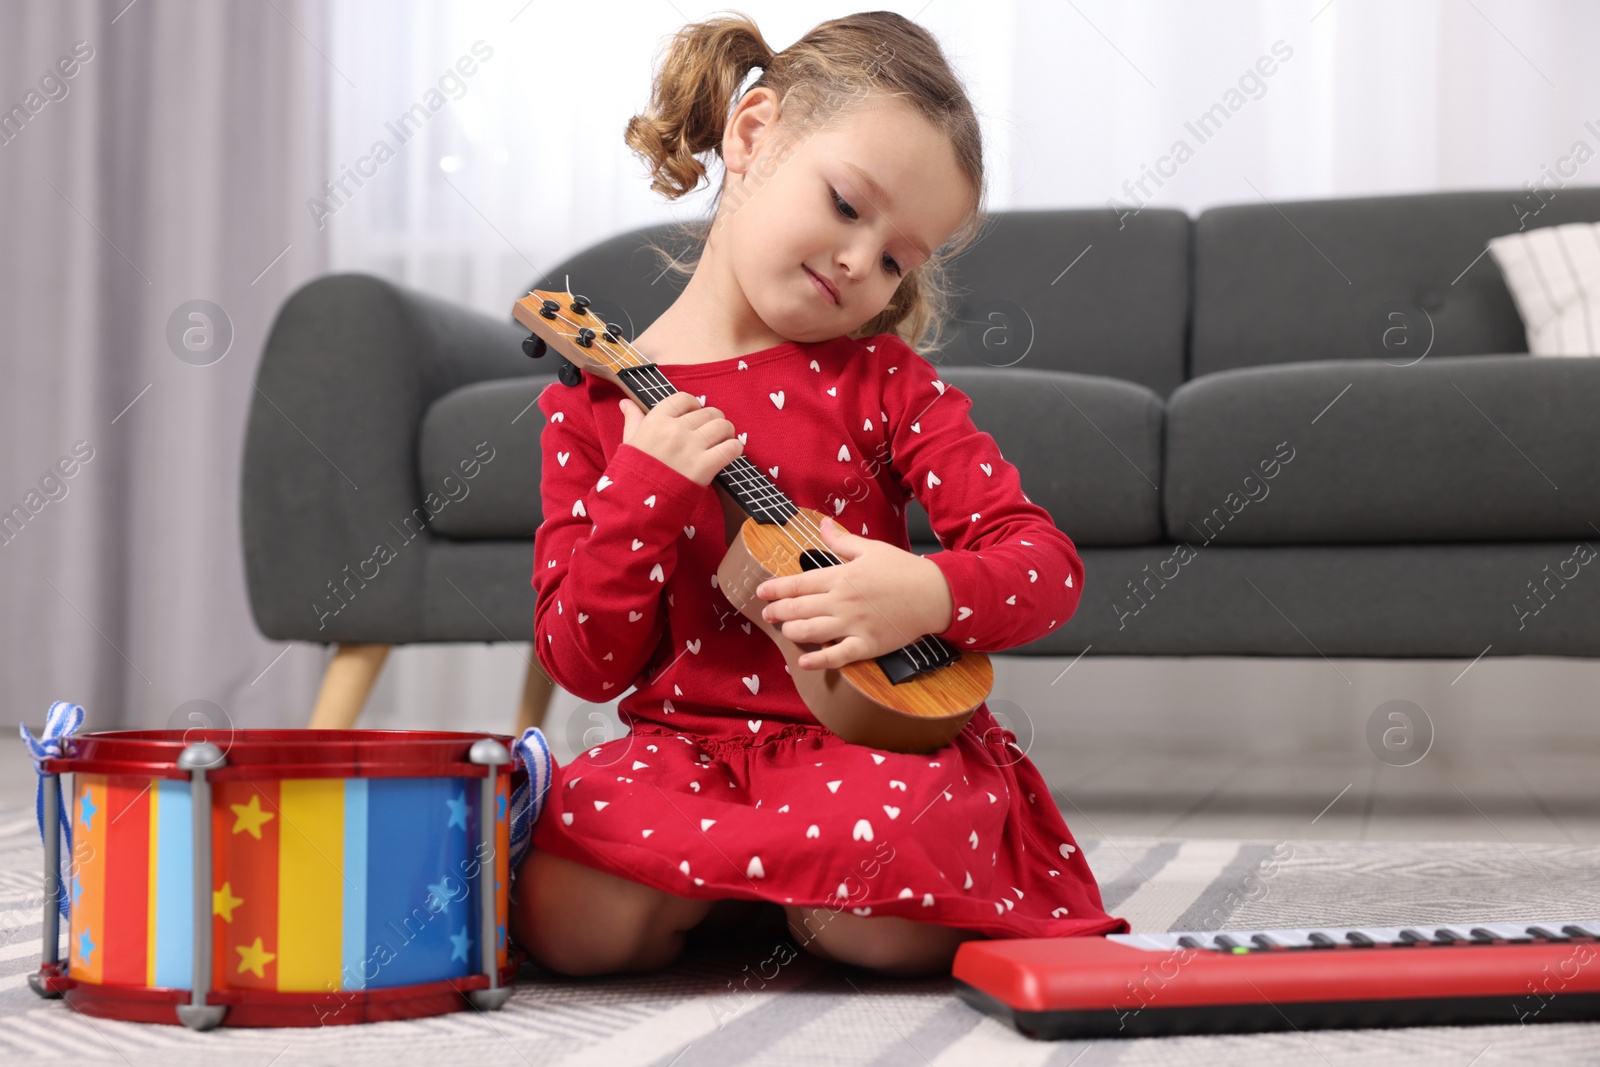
xmin=514 ymin=288 xmax=993 ymax=754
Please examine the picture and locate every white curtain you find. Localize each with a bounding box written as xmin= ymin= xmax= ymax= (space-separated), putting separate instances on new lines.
xmin=1 ymin=0 xmax=330 ymax=735
xmin=5 ymin=0 xmax=1595 ymax=747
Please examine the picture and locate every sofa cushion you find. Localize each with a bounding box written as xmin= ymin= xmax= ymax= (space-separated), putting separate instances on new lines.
xmin=1164 ymin=354 xmax=1600 ymax=544
xmin=1191 ymin=187 xmax=1600 ymax=378
xmin=1049 ymin=542 xmax=1600 ymax=657
xmin=908 ymin=366 xmax=1163 ymax=547
xmin=422 ymin=366 xmax=1165 ymax=546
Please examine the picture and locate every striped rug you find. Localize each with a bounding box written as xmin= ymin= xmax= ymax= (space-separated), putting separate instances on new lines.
xmin=3 ymin=803 xmax=1598 ymax=1065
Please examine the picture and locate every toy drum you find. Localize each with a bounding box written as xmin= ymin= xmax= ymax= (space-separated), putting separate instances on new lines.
xmin=28 ymin=728 xmax=520 ymax=1029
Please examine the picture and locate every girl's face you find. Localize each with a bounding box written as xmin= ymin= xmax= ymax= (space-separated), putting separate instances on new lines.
xmin=712 ymin=89 xmax=973 ymax=344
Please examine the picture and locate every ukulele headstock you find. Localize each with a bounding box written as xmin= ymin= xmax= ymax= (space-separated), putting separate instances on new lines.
xmin=512 ymin=288 xmax=635 ymax=388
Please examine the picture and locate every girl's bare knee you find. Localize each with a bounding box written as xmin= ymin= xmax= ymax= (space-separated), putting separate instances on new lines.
xmin=782 ymin=904 xmax=981 ymax=977
xmin=511 ymin=849 xmax=713 ymax=976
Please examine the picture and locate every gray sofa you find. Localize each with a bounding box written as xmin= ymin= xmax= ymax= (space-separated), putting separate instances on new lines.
xmin=243 ymin=187 xmax=1600 ymax=689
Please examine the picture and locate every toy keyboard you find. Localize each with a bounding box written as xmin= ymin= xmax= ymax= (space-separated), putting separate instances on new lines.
xmin=952 ymin=919 xmax=1600 ymax=1039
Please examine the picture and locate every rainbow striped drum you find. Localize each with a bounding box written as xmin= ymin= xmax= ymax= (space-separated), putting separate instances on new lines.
xmin=28 ymin=729 xmax=521 ymax=1028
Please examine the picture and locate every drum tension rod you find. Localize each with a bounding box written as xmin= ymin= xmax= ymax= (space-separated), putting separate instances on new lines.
xmin=176 ymin=741 xmax=229 ymax=1032
xmin=467 ymin=739 xmax=513 ymax=1012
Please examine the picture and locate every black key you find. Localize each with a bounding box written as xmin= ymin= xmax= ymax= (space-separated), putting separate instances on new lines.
xmin=1398 ymin=929 xmax=1428 ymax=944
xmin=1526 ymin=926 xmax=1567 ymax=941
xmin=1433 ymin=928 xmax=1462 ymax=943
xmin=1177 ymin=936 xmax=1204 ymax=950
xmin=1469 ymin=928 xmax=1497 ymax=943
xmin=1307 ymin=932 xmax=1337 ymax=948
xmin=1251 ymin=934 xmax=1279 ymax=950
xmin=1214 ymin=935 xmax=1240 ymax=950
xmin=1346 ymin=931 xmax=1375 ymax=947
xmin=1562 ymin=924 xmax=1596 ymax=939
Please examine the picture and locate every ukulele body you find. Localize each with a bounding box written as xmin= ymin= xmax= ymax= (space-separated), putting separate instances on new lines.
xmin=712 ymin=490 xmax=993 ymax=754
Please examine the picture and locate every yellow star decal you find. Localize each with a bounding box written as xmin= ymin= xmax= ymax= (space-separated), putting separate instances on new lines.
xmin=236 ymin=936 xmax=276 ymax=979
xmin=230 ymin=794 xmax=275 ymax=839
xmin=213 ymin=882 xmax=244 ymax=923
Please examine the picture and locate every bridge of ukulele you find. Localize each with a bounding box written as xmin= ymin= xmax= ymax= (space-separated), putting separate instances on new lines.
xmin=874 ymin=639 xmax=960 ymax=684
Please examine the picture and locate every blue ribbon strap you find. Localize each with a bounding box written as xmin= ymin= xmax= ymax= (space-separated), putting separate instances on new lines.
xmin=507 ymin=726 xmax=554 ymax=875
xmin=19 ymin=701 xmax=85 ymax=923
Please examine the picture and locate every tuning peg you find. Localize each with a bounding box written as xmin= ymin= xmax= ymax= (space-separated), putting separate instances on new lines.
xmin=575 ymin=327 xmax=596 ymax=348
xmin=570 ymin=295 xmax=591 ymax=315
xmin=604 ymin=322 xmax=625 ymax=343
xmin=557 ymin=359 xmax=583 ymax=387
xmin=539 ymin=298 xmax=559 ymax=319
xmin=522 ymin=335 xmax=547 ymax=359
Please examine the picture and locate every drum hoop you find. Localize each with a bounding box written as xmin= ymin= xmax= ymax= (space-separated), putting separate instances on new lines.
xmin=41 ymin=729 xmax=519 ymax=779
xmin=53 ymin=965 xmax=520 ymax=1027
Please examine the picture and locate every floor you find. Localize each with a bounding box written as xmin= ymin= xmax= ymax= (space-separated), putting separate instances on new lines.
xmin=1032 ymin=741 xmax=1600 ymax=845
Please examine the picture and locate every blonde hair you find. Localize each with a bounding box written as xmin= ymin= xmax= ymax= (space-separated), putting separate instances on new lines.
xmin=623 ymin=9 xmax=988 ymax=355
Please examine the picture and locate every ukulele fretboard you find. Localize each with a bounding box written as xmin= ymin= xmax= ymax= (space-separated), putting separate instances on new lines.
xmin=618 ymin=364 xmax=798 ymax=526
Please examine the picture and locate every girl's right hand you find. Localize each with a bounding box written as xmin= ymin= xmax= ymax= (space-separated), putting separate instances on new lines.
xmin=618 ymin=391 xmax=743 ymax=487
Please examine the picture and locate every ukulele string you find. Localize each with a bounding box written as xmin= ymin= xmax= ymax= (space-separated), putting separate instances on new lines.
xmin=537 ymin=301 xmax=944 ymax=669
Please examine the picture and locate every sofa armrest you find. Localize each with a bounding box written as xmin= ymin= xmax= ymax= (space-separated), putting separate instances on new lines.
xmin=242 ymin=272 xmax=535 ymax=643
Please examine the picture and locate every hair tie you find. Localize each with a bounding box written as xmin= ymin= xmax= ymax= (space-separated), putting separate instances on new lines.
xmin=732 ymin=64 xmax=765 ymax=108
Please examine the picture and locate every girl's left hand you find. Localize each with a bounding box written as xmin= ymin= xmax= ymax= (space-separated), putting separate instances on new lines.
xmin=754 ymin=515 xmax=954 ymax=670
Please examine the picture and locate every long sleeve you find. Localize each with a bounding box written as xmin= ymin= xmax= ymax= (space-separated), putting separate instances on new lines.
xmin=531 ymin=382 xmax=708 ymax=702
xmin=878 ymin=339 xmax=1085 ymax=652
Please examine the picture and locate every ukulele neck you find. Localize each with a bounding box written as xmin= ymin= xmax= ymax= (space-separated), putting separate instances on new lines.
xmin=616 ymin=362 xmax=796 ymax=527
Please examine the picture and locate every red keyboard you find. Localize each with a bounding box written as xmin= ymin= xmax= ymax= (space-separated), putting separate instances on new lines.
xmin=952 ymin=920 xmax=1600 ymax=1038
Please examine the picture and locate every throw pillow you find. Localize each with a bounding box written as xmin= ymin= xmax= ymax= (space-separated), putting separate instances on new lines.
xmin=1487 ymin=220 xmax=1600 ymax=355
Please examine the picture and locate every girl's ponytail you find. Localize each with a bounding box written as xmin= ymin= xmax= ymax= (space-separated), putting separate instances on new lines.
xmin=624 ymin=12 xmax=776 ymax=200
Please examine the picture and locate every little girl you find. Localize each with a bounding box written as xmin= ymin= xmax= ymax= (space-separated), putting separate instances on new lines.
xmin=510 ymin=10 xmax=1128 ymax=979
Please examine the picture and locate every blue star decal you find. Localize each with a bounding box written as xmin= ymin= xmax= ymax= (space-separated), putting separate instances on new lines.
xmin=426 ymin=877 xmax=454 ymax=914
xmin=497 ymin=923 xmax=506 ymax=950
xmin=71 ymin=874 xmax=84 ymax=908
xmin=79 ymin=789 xmax=98 ymax=832
xmin=496 ymin=793 xmax=507 ymax=822
xmin=78 ymin=926 xmax=96 ymax=965
xmin=450 ymin=926 xmax=472 ymax=963
xmin=446 ymin=791 xmax=469 ymax=832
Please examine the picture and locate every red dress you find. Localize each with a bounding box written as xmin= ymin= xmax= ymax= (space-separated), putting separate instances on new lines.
xmin=527 ymin=332 xmax=1128 ymax=940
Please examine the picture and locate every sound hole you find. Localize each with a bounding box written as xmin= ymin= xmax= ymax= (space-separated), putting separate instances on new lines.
xmin=790 ymin=547 xmax=956 ymax=684
xmin=798 ymin=549 xmax=839 ymax=572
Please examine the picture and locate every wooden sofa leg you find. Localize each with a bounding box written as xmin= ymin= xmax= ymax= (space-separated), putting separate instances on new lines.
xmin=308 ymin=643 xmax=392 ymax=729
xmin=515 ymin=654 xmax=556 ymax=734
